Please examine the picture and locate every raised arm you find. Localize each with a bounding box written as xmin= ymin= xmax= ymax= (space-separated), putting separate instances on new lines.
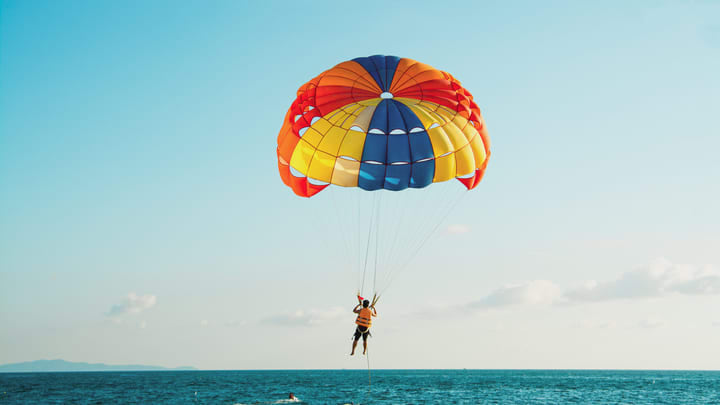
xmin=352 ymin=303 xmax=362 ymax=314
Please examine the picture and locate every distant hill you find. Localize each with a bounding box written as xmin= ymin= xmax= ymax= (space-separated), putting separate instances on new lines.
xmin=0 ymin=359 xmax=197 ymax=372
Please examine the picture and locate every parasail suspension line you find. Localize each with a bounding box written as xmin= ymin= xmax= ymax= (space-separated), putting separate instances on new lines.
xmin=360 ymin=193 xmax=378 ymax=296
xmin=373 ymin=192 xmax=381 ymax=294
xmin=381 ymin=189 xmax=469 ymax=295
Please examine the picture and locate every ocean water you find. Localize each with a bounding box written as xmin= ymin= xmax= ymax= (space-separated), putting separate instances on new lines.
xmin=1 ymin=369 xmax=719 ymax=404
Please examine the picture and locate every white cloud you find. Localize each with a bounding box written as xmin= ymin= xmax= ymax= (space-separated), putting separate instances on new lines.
xmin=139 ymin=320 xmax=147 ymax=329
xmin=565 ymin=258 xmax=720 ymax=302
xmin=260 ymin=306 xmax=347 ymax=327
xmin=225 ymin=320 xmax=247 ymax=327
xmin=200 ymin=320 xmax=209 ymax=326
xmin=446 ymin=224 xmax=470 ymax=234
xmin=574 ymin=320 xmax=618 ymax=329
xmin=464 ymin=258 xmax=719 ymax=312
xmin=107 ymin=293 xmax=157 ymax=317
xmin=638 ymin=318 xmax=665 ymax=329
xmin=470 ymin=280 xmax=564 ymax=309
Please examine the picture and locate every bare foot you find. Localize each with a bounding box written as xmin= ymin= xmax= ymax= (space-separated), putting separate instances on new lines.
xmin=350 ymin=351 xmax=355 ymax=356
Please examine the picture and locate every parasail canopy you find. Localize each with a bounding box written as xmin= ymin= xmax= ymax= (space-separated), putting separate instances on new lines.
xmin=276 ymin=55 xmax=491 ymax=197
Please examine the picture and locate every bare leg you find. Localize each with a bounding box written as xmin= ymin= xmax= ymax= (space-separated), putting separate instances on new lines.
xmin=362 ymin=338 xmax=368 ymax=355
xmin=351 ymin=338 xmax=359 ymax=355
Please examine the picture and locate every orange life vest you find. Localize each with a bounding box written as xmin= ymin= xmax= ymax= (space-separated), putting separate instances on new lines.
xmin=355 ymin=307 xmax=373 ymax=328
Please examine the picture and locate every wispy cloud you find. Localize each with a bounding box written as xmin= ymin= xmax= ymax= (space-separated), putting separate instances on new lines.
xmin=565 ymin=258 xmax=720 ymax=302
xmin=260 ymin=307 xmax=347 ymax=327
xmin=573 ymin=320 xmax=618 ymax=329
xmin=470 ymin=280 xmax=563 ymax=308
xmin=107 ymin=293 xmax=157 ymax=317
xmin=465 ymin=258 xmax=718 ymax=311
xmin=638 ymin=318 xmax=665 ymax=329
xmin=446 ymin=224 xmax=470 ymax=234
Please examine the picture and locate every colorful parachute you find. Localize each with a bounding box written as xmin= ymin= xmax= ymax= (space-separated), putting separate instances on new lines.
xmin=276 ymin=55 xmax=490 ymax=197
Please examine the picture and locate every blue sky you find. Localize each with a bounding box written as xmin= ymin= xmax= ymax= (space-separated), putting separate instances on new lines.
xmin=1 ymin=0 xmax=719 ymax=370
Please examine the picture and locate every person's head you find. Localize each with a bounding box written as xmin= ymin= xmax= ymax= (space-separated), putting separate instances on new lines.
xmin=289 ymin=393 xmax=295 ymax=399
xmin=363 ymin=300 xmax=369 ymax=308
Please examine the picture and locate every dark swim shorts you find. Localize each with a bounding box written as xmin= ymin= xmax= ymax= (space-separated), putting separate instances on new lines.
xmin=353 ymin=326 xmax=371 ymax=340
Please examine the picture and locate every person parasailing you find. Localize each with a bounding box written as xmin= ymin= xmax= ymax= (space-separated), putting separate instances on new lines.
xmin=350 ymin=294 xmax=378 ymax=356
xmin=274 ymin=55 xmax=492 ymax=363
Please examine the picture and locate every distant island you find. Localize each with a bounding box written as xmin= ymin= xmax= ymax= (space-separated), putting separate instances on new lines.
xmin=0 ymin=359 xmax=197 ymax=373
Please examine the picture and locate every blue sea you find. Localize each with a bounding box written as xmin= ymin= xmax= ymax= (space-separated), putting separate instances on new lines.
xmin=1 ymin=369 xmax=719 ymax=404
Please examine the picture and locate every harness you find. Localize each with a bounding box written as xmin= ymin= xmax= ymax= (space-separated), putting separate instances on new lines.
xmin=353 ymin=325 xmax=372 ymax=339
